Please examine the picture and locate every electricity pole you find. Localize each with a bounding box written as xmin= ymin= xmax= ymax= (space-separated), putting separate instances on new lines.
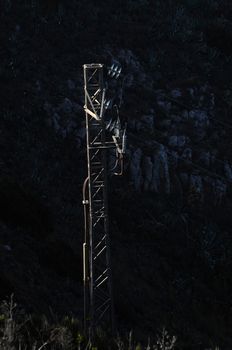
xmin=82 ymin=63 xmax=126 ymax=338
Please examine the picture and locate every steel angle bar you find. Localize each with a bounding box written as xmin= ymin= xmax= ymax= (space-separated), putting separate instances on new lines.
xmin=94 ymin=246 xmax=107 ymax=261
xmin=94 ymin=276 xmax=109 ymax=290
xmin=94 ymin=235 xmax=107 ymax=251
xmin=95 ymin=299 xmax=111 ymax=313
xmin=94 ymin=268 xmax=109 ymax=285
xmin=92 ymin=199 xmax=104 ymax=203
xmin=89 ymin=145 xmax=116 ymax=150
xmin=92 ymin=205 xmax=104 ymax=212
xmin=92 ymin=103 xmax=101 ymax=110
xmin=93 ymin=240 xmax=107 ymax=255
xmin=91 ymin=123 xmax=102 ymax=127
xmin=92 ymin=166 xmax=104 ymax=172
xmin=95 ymin=300 xmax=110 ymax=313
xmin=95 ymin=268 xmax=109 ymax=283
xmin=85 ymin=89 xmax=100 ymax=117
xmin=92 ymin=206 xmax=104 ymax=213
xmin=92 ymin=169 xmax=104 ymax=183
xmin=95 ymin=286 xmax=110 ymax=298
xmin=93 ymin=209 xmax=105 ymax=218
xmin=84 ymin=106 xmax=101 ymax=121
xmin=86 ymin=92 xmax=97 ymax=108
xmin=92 ymin=182 xmax=104 ymax=189
xmin=94 ymin=305 xmax=110 ymax=325
xmin=92 ymin=188 xmax=103 ymax=199
xmin=93 ymin=183 xmax=105 ymax=189
xmin=92 ymin=198 xmax=104 ymax=206
xmin=90 ymin=130 xmax=103 ymax=145
xmin=91 ymin=149 xmax=100 ymax=161
xmin=92 ymin=212 xmax=104 ymax=219
xmin=95 ymin=290 xmax=111 ymax=304
xmin=92 ymin=207 xmax=104 ymax=213
xmin=87 ymin=68 xmax=98 ymax=83
xmin=91 ymin=88 xmax=101 ymax=101
xmin=93 ymin=141 xmax=115 ymax=146
xmin=93 ymin=215 xmax=105 ymax=227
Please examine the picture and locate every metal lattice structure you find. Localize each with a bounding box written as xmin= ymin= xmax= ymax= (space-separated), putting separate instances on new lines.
xmin=83 ymin=63 xmax=126 ymax=337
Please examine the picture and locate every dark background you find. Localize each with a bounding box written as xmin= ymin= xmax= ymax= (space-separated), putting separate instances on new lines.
xmin=1 ymin=0 xmax=232 ymax=348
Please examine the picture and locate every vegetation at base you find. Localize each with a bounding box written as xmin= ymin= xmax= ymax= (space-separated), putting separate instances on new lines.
xmin=0 ymin=296 xmax=178 ymax=350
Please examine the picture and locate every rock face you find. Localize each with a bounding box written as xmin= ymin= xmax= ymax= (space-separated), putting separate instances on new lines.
xmin=189 ymin=174 xmax=203 ymax=195
xmin=117 ymin=49 xmax=151 ymax=88
xmin=130 ymin=145 xmax=170 ymax=194
xmin=124 ymin=81 xmax=230 ymax=206
xmin=142 ymin=156 xmax=153 ymax=191
xmin=44 ymin=98 xmax=83 ymax=146
xmin=151 ymin=144 xmax=170 ymax=193
xmin=224 ymin=161 xmax=232 ymax=181
xmin=130 ymin=148 xmax=143 ymax=191
xmin=168 ymin=135 xmax=189 ymax=149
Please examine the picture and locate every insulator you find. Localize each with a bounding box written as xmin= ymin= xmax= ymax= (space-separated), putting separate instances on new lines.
xmin=104 ymin=99 xmax=112 ymax=110
xmin=109 ymin=120 xmax=116 ymax=132
xmin=115 ymin=67 xmax=122 ymax=79
xmin=114 ymin=129 xmax=120 ymax=138
xmin=107 ymin=64 xmax=115 ymax=77
xmin=105 ymin=118 xmax=117 ymax=132
xmin=105 ymin=119 xmax=112 ymax=130
xmin=113 ymin=117 xmax=121 ymax=138
xmin=108 ymin=63 xmax=122 ymax=79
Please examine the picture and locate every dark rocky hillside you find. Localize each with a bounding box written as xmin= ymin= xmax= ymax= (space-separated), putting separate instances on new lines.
xmin=1 ymin=0 xmax=232 ymax=348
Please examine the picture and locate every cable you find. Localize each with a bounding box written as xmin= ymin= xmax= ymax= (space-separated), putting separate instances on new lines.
xmin=82 ymin=176 xmax=89 ymax=334
xmin=82 ymin=177 xmax=89 ymax=242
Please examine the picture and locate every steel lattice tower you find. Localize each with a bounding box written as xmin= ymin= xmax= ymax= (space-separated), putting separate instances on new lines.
xmin=83 ymin=63 xmax=126 ymax=337
xmin=83 ymin=64 xmax=117 ymax=337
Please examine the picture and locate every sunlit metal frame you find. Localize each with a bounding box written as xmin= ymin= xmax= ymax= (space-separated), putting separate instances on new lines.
xmin=83 ymin=64 xmax=125 ymax=337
